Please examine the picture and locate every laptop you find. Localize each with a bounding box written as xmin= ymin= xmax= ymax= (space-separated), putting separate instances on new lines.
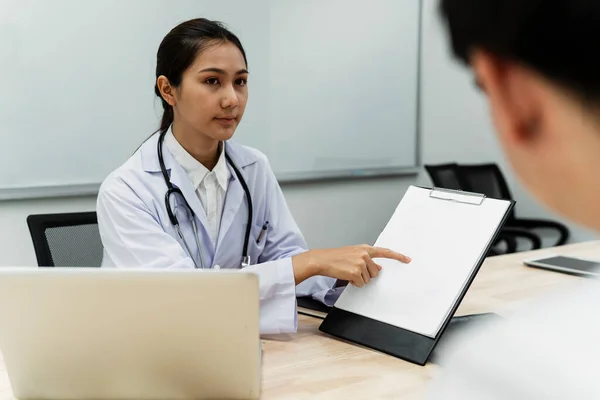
xmin=0 ymin=267 xmax=260 ymax=400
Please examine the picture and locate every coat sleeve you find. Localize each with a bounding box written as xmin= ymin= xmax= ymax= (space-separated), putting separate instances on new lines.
xmin=250 ymin=155 xmax=338 ymax=302
xmin=96 ymin=175 xmax=196 ymax=269
xmin=96 ymin=175 xmax=300 ymax=334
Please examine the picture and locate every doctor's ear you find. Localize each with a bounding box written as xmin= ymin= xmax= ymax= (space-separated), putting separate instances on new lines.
xmin=156 ymin=75 xmax=177 ymax=107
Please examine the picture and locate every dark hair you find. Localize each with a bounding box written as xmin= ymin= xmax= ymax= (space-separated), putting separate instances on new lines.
xmin=154 ymin=18 xmax=248 ymax=133
xmin=439 ymin=0 xmax=600 ymax=103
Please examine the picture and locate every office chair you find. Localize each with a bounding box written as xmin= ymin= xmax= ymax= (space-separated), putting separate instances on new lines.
xmin=424 ymin=163 xmax=466 ymax=190
xmin=424 ymin=163 xmax=542 ymax=254
xmin=26 ymin=212 xmax=103 ymax=267
xmin=459 ymin=163 xmax=570 ymax=247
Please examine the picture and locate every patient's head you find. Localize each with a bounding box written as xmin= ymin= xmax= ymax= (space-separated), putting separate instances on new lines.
xmin=439 ymin=0 xmax=600 ymax=230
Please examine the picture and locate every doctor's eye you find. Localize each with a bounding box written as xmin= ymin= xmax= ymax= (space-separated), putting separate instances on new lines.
xmin=235 ymin=78 xmax=247 ymax=87
xmin=204 ymin=78 xmax=220 ymax=85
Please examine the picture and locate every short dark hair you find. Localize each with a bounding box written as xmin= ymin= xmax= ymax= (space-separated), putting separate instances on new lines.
xmin=439 ymin=0 xmax=600 ymax=102
xmin=154 ymin=18 xmax=247 ymax=133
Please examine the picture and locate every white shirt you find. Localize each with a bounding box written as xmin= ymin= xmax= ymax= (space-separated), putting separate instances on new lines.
xmin=428 ymin=278 xmax=600 ymax=399
xmin=164 ymin=127 xmax=230 ymax=246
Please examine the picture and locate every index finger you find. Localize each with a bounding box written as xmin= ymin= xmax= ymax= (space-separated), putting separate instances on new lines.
xmin=369 ymin=247 xmax=411 ymax=263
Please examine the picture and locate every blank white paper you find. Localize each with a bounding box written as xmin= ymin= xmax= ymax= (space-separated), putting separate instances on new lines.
xmin=334 ymin=185 xmax=511 ymax=338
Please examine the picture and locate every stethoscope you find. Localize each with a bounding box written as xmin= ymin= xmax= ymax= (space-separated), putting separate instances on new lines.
xmin=157 ymin=130 xmax=253 ymax=269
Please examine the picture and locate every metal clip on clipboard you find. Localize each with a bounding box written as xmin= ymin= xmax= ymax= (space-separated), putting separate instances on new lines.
xmin=429 ymin=187 xmax=486 ymax=206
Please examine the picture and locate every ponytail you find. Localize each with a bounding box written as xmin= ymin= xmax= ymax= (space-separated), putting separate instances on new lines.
xmin=133 ymin=86 xmax=173 ymax=153
xmin=159 ymin=106 xmax=174 ymax=133
xmin=155 ymin=84 xmax=174 ymax=134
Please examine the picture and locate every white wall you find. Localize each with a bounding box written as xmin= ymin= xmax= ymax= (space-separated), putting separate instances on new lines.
xmin=0 ymin=0 xmax=594 ymax=266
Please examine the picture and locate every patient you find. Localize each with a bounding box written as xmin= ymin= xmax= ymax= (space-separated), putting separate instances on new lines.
xmin=429 ymin=0 xmax=600 ymax=398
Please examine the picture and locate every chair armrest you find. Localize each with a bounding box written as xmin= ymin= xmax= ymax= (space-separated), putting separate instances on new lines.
xmin=493 ymin=233 xmax=518 ymax=254
xmin=500 ymin=227 xmax=542 ymax=250
xmin=508 ymin=218 xmax=570 ymax=246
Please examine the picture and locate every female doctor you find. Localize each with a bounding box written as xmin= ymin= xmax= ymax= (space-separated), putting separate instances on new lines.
xmin=96 ymin=18 xmax=410 ymax=334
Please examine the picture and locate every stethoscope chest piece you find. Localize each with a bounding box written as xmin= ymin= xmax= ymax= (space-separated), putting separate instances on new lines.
xmin=241 ymin=256 xmax=251 ymax=268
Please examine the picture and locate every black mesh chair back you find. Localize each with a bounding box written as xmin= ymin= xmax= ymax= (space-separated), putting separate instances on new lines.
xmin=458 ymin=163 xmax=512 ymax=200
xmin=424 ymin=163 xmax=467 ymax=190
xmin=458 ymin=164 xmax=515 ymax=220
xmin=26 ymin=212 xmax=103 ymax=267
xmin=425 ymin=162 xmax=541 ymax=254
xmin=458 ymin=162 xmax=569 ymax=246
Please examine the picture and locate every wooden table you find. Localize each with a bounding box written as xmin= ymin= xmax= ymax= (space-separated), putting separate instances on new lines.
xmin=259 ymin=241 xmax=600 ymax=399
xmin=0 ymin=241 xmax=597 ymax=399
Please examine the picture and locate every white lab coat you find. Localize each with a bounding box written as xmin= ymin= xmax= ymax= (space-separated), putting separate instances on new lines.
xmin=427 ymin=278 xmax=600 ymax=399
xmin=96 ymin=132 xmax=336 ymax=334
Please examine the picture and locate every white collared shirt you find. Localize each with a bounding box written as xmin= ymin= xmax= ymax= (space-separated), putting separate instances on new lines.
xmin=164 ymin=127 xmax=230 ymax=246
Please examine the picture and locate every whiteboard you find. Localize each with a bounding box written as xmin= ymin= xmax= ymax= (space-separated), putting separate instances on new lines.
xmin=0 ymin=0 xmax=421 ymax=199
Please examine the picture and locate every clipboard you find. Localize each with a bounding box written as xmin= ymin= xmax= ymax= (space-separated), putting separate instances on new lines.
xmin=318 ymin=185 xmax=514 ymax=366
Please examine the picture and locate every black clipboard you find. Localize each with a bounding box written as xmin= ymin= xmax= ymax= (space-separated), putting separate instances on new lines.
xmin=318 ymin=186 xmax=515 ymax=366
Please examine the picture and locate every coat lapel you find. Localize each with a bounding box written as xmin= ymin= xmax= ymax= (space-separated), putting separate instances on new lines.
xmin=169 ymin=164 xmax=210 ymax=231
xmin=215 ymin=141 xmax=259 ymax=252
xmin=157 ymin=143 xmax=214 ymax=256
xmin=216 ymin=167 xmax=246 ymax=252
